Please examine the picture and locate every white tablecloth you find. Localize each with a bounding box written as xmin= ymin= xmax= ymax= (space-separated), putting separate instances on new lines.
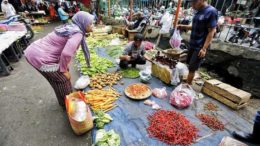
xmin=0 ymin=31 xmax=27 ymax=54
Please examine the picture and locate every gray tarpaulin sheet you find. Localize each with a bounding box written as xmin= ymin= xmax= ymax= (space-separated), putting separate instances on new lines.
xmin=86 ymin=48 xmax=256 ymax=146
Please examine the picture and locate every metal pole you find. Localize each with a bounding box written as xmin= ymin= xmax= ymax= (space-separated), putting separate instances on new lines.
xmin=220 ymin=0 xmax=227 ymax=13
xmin=214 ymin=0 xmax=219 ymax=9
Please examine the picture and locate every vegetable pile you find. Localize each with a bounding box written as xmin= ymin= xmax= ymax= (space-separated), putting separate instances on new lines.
xmin=76 ymin=48 xmax=114 ymax=76
xmin=94 ymin=129 xmax=120 ymax=146
xmin=85 ymin=88 xmax=120 ymax=112
xmin=75 ymin=34 xmax=121 ymax=76
xmin=94 ymin=110 xmax=113 ymax=129
xmin=204 ymin=102 xmax=219 ymax=111
xmin=147 ymin=110 xmax=198 ymax=146
xmin=196 ymin=113 xmax=224 ymax=131
xmin=120 ymin=68 xmax=140 ymax=78
xmin=86 ymin=34 xmax=120 ymax=48
xmin=89 ymin=72 xmax=122 ymax=89
xmin=106 ymin=46 xmax=124 ymax=58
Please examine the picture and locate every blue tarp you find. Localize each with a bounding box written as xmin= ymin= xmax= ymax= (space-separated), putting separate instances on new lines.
xmin=89 ymin=47 xmax=256 ymax=146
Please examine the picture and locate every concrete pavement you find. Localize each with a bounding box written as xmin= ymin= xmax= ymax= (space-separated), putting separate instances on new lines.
xmin=0 ymin=22 xmax=92 ymax=146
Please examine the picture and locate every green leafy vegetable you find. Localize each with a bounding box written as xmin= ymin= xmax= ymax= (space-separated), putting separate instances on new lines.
xmin=94 ymin=129 xmax=120 ymax=146
xmin=75 ymin=34 xmax=123 ymax=76
xmin=75 ymin=48 xmax=114 ymax=76
xmin=120 ymin=68 xmax=140 ymax=78
xmin=106 ymin=46 xmax=124 ymax=59
xmin=94 ymin=110 xmax=113 ymax=129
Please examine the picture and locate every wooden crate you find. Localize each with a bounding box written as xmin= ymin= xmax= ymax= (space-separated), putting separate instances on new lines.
xmin=202 ymin=88 xmax=248 ymax=110
xmin=203 ymin=79 xmax=251 ymax=104
xmin=202 ymin=79 xmax=251 ymax=110
xmin=112 ymin=25 xmax=124 ymax=34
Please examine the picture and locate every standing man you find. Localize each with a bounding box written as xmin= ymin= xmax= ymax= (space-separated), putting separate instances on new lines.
xmin=119 ymin=33 xmax=146 ymax=69
xmin=1 ymin=0 xmax=16 ymax=18
xmin=178 ymin=0 xmax=218 ymax=84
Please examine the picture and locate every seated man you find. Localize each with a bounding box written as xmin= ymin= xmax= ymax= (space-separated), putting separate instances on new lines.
xmin=119 ymin=34 xmax=146 ymax=69
xmin=124 ymin=12 xmax=147 ymax=33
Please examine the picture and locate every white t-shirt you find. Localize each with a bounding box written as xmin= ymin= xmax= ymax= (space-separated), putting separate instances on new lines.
xmin=1 ymin=3 xmax=16 ymax=18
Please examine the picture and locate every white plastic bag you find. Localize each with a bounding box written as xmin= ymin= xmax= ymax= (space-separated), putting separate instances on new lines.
xmin=152 ymin=87 xmax=168 ymax=98
xmin=169 ymin=29 xmax=182 ymax=48
xmin=171 ymin=68 xmax=180 ymax=85
xmin=140 ymin=66 xmax=152 ymax=83
xmin=109 ymin=38 xmax=121 ymax=46
xmin=169 ymin=84 xmax=196 ymax=109
xmin=74 ymin=76 xmax=90 ymax=90
xmin=159 ymin=12 xmax=173 ymax=34
xmin=176 ymin=62 xmax=189 ymax=79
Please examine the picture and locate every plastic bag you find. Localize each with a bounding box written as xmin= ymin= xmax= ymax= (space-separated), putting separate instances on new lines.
xmin=74 ymin=76 xmax=90 ymax=90
xmin=144 ymin=41 xmax=155 ymax=50
xmin=176 ymin=62 xmax=189 ymax=78
xmin=171 ymin=68 xmax=180 ymax=85
xmin=169 ymin=29 xmax=182 ymax=48
xmin=144 ymin=99 xmax=161 ymax=110
xmin=65 ymin=92 xmax=93 ymax=135
xmin=140 ymin=66 xmax=152 ymax=83
xmin=109 ymin=38 xmax=121 ymax=46
xmin=152 ymin=87 xmax=168 ymax=98
xmin=160 ymin=12 xmax=173 ymax=34
xmin=169 ymin=84 xmax=196 ymax=109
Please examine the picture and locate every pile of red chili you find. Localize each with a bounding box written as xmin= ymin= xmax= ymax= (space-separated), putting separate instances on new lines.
xmin=196 ymin=113 xmax=224 ymax=131
xmin=204 ymin=102 xmax=218 ymax=111
xmin=147 ymin=110 xmax=198 ymax=146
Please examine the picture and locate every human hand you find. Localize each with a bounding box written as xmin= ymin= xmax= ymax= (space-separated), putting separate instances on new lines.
xmin=125 ymin=55 xmax=131 ymax=61
xmin=120 ymin=55 xmax=131 ymax=61
xmin=177 ymin=25 xmax=184 ymax=30
xmin=63 ymin=71 xmax=71 ymax=80
xmin=198 ymin=49 xmax=206 ymax=58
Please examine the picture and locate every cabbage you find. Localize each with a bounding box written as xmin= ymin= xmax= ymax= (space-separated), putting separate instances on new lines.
xmin=94 ymin=129 xmax=120 ymax=146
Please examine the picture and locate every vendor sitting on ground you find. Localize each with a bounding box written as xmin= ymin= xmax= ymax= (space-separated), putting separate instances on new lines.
xmin=119 ymin=33 xmax=146 ymax=69
xmin=124 ymin=12 xmax=147 ymax=33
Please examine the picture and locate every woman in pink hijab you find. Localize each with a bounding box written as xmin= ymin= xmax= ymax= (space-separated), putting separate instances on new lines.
xmin=24 ymin=11 xmax=94 ymax=108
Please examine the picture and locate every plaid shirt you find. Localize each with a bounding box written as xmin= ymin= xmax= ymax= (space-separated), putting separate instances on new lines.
xmin=190 ymin=5 xmax=218 ymax=50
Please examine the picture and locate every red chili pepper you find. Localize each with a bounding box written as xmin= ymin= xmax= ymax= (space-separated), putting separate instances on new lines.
xmin=196 ymin=113 xmax=224 ymax=131
xmin=147 ymin=110 xmax=198 ymax=146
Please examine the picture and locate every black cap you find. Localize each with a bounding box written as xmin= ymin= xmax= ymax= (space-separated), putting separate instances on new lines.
xmin=134 ymin=33 xmax=144 ymax=41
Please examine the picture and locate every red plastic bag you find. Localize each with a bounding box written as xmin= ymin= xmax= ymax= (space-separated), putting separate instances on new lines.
xmin=169 ymin=84 xmax=196 ymax=109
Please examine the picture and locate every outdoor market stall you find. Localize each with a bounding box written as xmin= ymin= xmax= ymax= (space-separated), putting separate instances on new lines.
xmin=69 ymin=25 xmax=255 ymax=146
xmin=0 ymin=30 xmax=27 ymax=75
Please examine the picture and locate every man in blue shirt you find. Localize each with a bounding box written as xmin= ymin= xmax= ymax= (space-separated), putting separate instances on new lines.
xmin=178 ymin=0 xmax=218 ymax=84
